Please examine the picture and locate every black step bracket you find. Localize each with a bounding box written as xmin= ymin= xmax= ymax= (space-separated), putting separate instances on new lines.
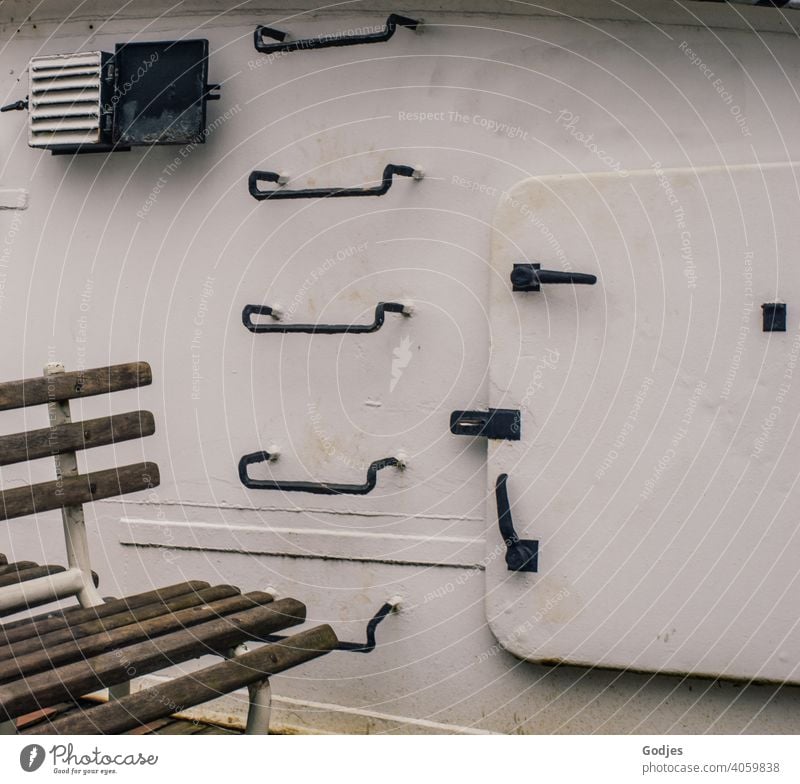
xmin=260 ymin=598 xmax=401 ymax=653
xmin=762 ymin=302 xmax=786 ymax=332
xmin=450 ymin=408 xmax=521 ymax=441
xmin=249 ymin=163 xmax=423 ymax=200
xmin=243 ymin=301 xmax=412 ymax=334
xmin=495 ymin=473 xmax=538 ymax=573
xmin=239 ymin=451 xmax=405 ymax=495
xmin=254 ymin=13 xmax=421 ymax=54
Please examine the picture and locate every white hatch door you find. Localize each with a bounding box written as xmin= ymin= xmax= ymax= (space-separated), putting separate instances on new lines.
xmin=486 ymin=164 xmax=800 ymax=683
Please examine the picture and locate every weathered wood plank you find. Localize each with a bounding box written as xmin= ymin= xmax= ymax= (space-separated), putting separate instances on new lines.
xmin=0 ymin=591 xmax=275 ymax=682
xmin=27 ymin=624 xmax=337 ymax=735
xmin=0 ymin=585 xmax=241 ymax=660
xmin=194 ymin=725 xmax=240 ymax=735
xmin=0 ymin=362 xmax=152 ymax=411
xmin=0 ymin=598 xmax=306 ymax=720
xmin=155 ymin=720 xmax=204 ymax=735
xmin=0 ymin=581 xmax=210 ymax=644
xmin=0 ymin=561 xmax=39 ymax=576
xmin=0 ymin=412 xmax=156 ymax=466
xmin=0 ymin=565 xmax=65 ymax=588
xmin=13 ymin=702 xmax=75 ymax=731
xmin=0 ymin=462 xmax=159 ymax=521
xmin=124 ymin=717 xmax=173 ymax=735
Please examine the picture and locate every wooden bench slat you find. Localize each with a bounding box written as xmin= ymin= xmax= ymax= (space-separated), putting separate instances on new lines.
xmin=27 ymin=624 xmax=338 ymax=735
xmin=0 ymin=581 xmax=210 ymax=644
xmin=124 ymin=717 xmax=174 ymax=735
xmin=0 ymin=362 xmax=152 ymax=411
xmin=154 ymin=720 xmax=204 ymax=735
xmin=0 ymin=561 xmax=39 ymax=576
xmin=0 ymin=591 xmax=274 ymax=683
xmin=0 ymin=462 xmax=159 ymax=521
xmin=0 ymin=411 xmax=156 ymax=467
xmin=0 ymin=564 xmax=65 ymax=588
xmin=0 ymin=598 xmax=306 ymax=721
xmin=0 ymin=585 xmax=241 ymax=660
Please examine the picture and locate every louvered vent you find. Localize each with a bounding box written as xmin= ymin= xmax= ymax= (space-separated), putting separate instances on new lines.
xmin=28 ymin=51 xmax=106 ymax=149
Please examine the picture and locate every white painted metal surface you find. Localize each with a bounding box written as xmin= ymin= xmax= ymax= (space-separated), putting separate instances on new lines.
xmin=0 ymin=0 xmax=799 ymax=733
xmin=487 ymin=165 xmax=800 ymax=683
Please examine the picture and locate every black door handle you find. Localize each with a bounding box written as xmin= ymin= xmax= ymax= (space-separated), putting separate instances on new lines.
xmin=511 ymin=263 xmax=597 ymax=292
xmin=495 ymin=473 xmax=538 ymax=572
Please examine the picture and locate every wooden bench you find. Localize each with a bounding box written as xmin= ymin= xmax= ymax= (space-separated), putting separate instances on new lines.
xmin=0 ymin=360 xmax=337 ymax=735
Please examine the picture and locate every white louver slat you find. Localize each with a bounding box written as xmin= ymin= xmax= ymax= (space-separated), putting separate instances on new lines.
xmin=28 ymin=51 xmax=104 ymax=148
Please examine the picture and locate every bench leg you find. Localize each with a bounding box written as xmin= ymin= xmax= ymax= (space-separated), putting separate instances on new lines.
xmin=244 ymin=680 xmax=271 ymax=735
xmin=109 ymin=681 xmax=132 ymax=700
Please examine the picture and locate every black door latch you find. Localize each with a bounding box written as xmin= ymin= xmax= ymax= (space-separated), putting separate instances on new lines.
xmin=511 ymin=263 xmax=597 ymax=292
xmin=495 ymin=473 xmax=538 ymax=572
xmin=450 ymin=409 xmax=521 ymax=441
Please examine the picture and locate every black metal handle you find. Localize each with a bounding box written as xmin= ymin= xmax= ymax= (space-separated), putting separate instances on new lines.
xmin=511 ymin=263 xmax=597 ymax=292
xmin=239 ymin=451 xmax=401 ymax=495
xmin=249 ymin=163 xmax=420 ymax=200
xmin=243 ymin=302 xmax=409 ymax=334
xmin=263 ymin=601 xmax=398 ymax=653
xmin=1 ymin=99 xmax=28 ymax=112
xmin=495 ymin=473 xmax=538 ymax=572
xmin=254 ymin=13 xmax=420 ymax=54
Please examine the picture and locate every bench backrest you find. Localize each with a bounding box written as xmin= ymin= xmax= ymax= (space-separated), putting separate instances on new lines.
xmin=0 ymin=361 xmax=159 ymax=611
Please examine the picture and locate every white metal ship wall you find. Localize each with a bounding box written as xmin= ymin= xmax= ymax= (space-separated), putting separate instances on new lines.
xmin=0 ymin=0 xmax=799 ymax=733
